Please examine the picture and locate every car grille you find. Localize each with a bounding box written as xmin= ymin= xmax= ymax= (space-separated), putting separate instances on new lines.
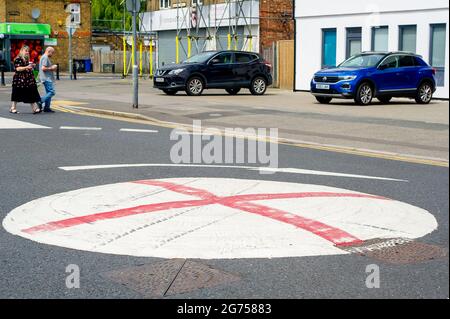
xmin=313 ymin=88 xmax=339 ymax=94
xmin=314 ymin=76 xmax=340 ymax=83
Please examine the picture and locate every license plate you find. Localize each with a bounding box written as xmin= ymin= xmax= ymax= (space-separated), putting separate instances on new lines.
xmin=155 ymin=78 xmax=165 ymax=83
xmin=316 ymin=84 xmax=330 ymax=90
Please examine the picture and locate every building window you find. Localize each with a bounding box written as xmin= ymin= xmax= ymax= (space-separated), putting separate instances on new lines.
xmin=192 ymin=0 xmax=203 ymax=5
xmin=399 ymin=25 xmax=417 ymax=53
xmin=430 ymin=24 xmax=447 ymax=87
xmin=160 ymin=0 xmax=171 ymax=9
xmin=322 ymin=29 xmax=337 ymax=68
xmin=346 ymin=27 xmax=362 ymax=58
xmin=372 ymin=26 xmax=389 ymax=52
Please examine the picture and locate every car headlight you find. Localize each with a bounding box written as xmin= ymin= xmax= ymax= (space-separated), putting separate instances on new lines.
xmin=339 ymin=75 xmax=357 ymax=81
xmin=169 ymin=68 xmax=185 ymax=75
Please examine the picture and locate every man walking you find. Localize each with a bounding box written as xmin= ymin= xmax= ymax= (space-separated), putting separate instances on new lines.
xmin=39 ymin=47 xmax=57 ymax=113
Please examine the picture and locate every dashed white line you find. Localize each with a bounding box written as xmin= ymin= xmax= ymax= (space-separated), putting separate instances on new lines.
xmin=60 ymin=126 xmax=102 ymax=131
xmin=120 ymin=128 xmax=159 ymax=133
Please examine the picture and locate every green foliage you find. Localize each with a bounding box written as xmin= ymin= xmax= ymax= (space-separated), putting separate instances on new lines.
xmin=92 ymin=0 xmax=146 ymax=31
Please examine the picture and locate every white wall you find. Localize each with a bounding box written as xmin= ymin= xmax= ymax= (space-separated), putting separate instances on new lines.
xmin=294 ymin=0 xmax=449 ymax=99
xmin=141 ymin=1 xmax=260 ymax=32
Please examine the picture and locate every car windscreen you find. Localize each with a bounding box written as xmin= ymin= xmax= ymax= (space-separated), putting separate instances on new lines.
xmin=183 ymin=52 xmax=217 ymax=64
xmin=339 ymin=54 xmax=386 ymax=68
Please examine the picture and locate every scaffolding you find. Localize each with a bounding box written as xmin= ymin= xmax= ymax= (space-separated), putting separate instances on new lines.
xmin=120 ymin=0 xmax=258 ymax=77
xmin=174 ymin=0 xmax=258 ymax=63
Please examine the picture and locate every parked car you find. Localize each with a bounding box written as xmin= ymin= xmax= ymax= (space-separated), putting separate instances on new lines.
xmin=153 ymin=50 xmax=273 ymax=96
xmin=311 ymin=52 xmax=436 ymax=105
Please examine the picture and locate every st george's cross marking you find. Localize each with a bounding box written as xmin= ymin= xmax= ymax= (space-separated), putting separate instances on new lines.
xmin=2 ymin=178 xmax=438 ymax=259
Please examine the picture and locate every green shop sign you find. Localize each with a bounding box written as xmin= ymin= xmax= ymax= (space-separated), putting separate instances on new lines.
xmin=0 ymin=23 xmax=51 ymax=36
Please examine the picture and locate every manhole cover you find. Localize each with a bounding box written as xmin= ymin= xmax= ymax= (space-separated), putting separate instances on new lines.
xmin=341 ymin=238 xmax=448 ymax=264
xmin=103 ymin=259 xmax=240 ymax=297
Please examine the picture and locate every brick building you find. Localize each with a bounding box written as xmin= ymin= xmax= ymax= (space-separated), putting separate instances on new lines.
xmin=0 ymin=0 xmax=91 ymax=71
xmin=259 ymin=0 xmax=294 ymax=50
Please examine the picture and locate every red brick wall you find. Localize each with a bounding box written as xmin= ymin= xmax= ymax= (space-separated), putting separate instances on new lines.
xmin=259 ymin=0 xmax=294 ymax=50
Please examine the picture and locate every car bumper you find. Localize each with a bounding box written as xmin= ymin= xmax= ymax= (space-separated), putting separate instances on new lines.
xmin=310 ymin=79 xmax=356 ymax=99
xmin=153 ymin=75 xmax=186 ymax=90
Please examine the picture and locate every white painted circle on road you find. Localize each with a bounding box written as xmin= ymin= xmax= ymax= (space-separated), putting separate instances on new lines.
xmin=2 ymin=178 xmax=437 ymax=259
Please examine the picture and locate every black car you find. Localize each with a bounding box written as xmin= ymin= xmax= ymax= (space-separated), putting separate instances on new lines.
xmin=153 ymin=50 xmax=273 ymax=96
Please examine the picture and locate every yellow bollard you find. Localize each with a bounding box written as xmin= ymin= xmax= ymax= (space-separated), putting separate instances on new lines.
xmin=150 ymin=39 xmax=153 ymax=78
xmin=234 ymin=35 xmax=238 ymax=51
xmin=139 ymin=41 xmax=143 ymax=77
xmin=227 ymin=34 xmax=231 ymax=50
xmin=249 ymin=36 xmax=253 ymax=52
xmin=187 ymin=36 xmax=192 ymax=58
xmin=123 ymin=37 xmax=127 ymax=76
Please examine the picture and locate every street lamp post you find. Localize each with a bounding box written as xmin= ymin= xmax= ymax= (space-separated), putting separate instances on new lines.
xmin=127 ymin=0 xmax=140 ymax=109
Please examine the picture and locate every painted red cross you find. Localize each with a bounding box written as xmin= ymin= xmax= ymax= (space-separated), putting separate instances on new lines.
xmin=22 ymin=180 xmax=390 ymax=247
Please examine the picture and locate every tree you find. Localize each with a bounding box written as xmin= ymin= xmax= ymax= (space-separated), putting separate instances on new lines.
xmin=91 ymin=0 xmax=147 ymax=31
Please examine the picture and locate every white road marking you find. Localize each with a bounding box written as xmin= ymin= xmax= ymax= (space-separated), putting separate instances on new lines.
xmin=0 ymin=116 xmax=50 ymax=129
xmin=60 ymin=126 xmax=102 ymax=131
xmin=57 ymin=163 xmax=407 ymax=182
xmin=2 ymin=178 xmax=436 ymax=259
xmin=120 ymin=128 xmax=159 ymax=133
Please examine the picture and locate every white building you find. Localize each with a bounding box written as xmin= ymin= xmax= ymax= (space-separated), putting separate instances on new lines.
xmin=294 ymin=0 xmax=449 ymax=99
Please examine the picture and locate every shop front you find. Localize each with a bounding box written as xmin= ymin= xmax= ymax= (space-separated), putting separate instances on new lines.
xmin=0 ymin=23 xmax=51 ymax=71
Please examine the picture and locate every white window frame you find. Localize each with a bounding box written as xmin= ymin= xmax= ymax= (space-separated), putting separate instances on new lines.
xmin=160 ymin=0 xmax=172 ymax=9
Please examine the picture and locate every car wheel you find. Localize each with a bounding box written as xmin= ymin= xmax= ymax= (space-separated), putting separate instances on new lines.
xmin=186 ymin=77 xmax=204 ymax=96
xmin=354 ymin=82 xmax=373 ymax=106
xmin=249 ymin=77 xmax=267 ymax=95
xmin=377 ymin=96 xmax=392 ymax=104
xmin=226 ymin=88 xmax=241 ymax=95
xmin=163 ymin=89 xmax=177 ymax=96
xmin=315 ymin=96 xmax=332 ymax=104
xmin=415 ymin=82 xmax=433 ymax=104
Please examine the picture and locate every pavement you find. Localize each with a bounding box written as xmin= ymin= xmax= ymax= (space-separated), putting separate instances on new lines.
xmin=0 ymin=75 xmax=448 ymax=299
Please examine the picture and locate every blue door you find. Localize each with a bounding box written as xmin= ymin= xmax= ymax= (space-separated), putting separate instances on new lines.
xmin=373 ymin=55 xmax=402 ymax=92
xmin=322 ymin=29 xmax=337 ymax=69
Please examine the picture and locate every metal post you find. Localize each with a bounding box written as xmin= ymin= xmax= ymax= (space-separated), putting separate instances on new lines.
xmin=132 ymin=0 xmax=138 ymax=108
xmin=69 ymin=26 xmax=73 ymax=80
xmin=1 ymin=66 xmax=5 ymax=86
xmin=56 ymin=64 xmax=60 ymax=80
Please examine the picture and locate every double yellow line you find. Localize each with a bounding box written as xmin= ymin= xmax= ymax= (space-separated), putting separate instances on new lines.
xmin=52 ymin=102 xmax=449 ymax=168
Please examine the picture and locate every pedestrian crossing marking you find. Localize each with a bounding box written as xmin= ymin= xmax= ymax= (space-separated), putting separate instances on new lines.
xmin=0 ymin=116 xmax=50 ymax=129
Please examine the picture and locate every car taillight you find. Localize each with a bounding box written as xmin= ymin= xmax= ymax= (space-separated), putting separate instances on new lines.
xmin=264 ymin=60 xmax=272 ymax=70
xmin=432 ymin=68 xmax=437 ymax=75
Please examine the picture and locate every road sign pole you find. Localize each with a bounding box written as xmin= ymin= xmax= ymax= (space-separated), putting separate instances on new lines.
xmin=69 ymin=25 xmax=73 ymax=80
xmin=132 ymin=0 xmax=139 ymax=109
xmin=126 ymin=0 xmax=141 ymax=108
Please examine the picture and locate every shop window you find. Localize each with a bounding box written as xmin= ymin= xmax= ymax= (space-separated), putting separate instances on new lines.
xmin=372 ymin=26 xmax=389 ymax=52
xmin=430 ymin=24 xmax=447 ymax=87
xmin=346 ymin=27 xmax=362 ymax=58
xmin=399 ymin=25 xmax=417 ymax=53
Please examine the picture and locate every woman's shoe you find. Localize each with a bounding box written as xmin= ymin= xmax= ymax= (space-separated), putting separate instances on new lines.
xmin=9 ymin=108 xmax=19 ymax=114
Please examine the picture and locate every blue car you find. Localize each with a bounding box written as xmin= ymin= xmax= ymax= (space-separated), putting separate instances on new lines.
xmin=311 ymin=52 xmax=436 ymax=105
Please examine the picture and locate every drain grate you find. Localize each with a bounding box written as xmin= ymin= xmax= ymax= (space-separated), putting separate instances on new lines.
xmin=341 ymin=238 xmax=448 ymax=264
xmin=103 ymin=259 xmax=240 ymax=298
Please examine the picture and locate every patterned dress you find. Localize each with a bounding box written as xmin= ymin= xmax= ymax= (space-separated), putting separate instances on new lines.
xmin=11 ymin=57 xmax=41 ymax=104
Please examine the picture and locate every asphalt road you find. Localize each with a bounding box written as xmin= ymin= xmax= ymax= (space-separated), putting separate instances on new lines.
xmin=0 ymin=105 xmax=448 ymax=299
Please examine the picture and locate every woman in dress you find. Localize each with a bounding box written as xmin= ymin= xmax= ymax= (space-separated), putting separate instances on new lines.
xmin=10 ymin=45 xmax=42 ymax=114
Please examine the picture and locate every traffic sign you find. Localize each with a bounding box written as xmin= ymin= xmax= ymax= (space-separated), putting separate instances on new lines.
xmin=126 ymin=0 xmax=141 ymax=13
